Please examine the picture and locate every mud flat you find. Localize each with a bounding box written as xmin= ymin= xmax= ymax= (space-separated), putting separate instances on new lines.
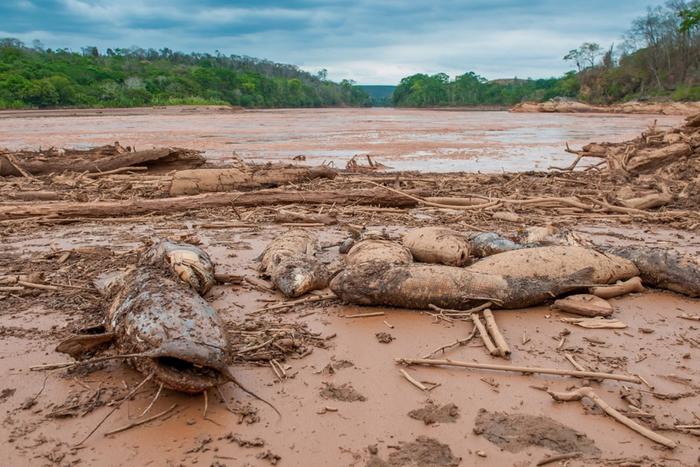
xmin=0 ymin=112 xmax=699 ymax=466
xmin=0 ymin=107 xmax=683 ymax=172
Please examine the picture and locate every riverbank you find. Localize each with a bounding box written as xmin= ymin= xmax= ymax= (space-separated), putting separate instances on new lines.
xmin=511 ymin=100 xmax=700 ymax=115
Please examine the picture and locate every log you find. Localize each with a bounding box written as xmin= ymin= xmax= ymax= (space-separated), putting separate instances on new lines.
xmin=552 ymin=294 xmax=614 ymax=317
xmin=0 ymin=147 xmax=204 ymax=176
xmin=625 ymin=143 xmax=691 ymax=173
xmin=7 ymin=191 xmax=61 ymax=201
xmin=169 ymin=166 xmax=337 ymax=195
xmin=274 ymin=209 xmax=337 ymax=225
xmin=620 ymin=191 xmax=673 ymax=210
xmin=0 ymin=188 xmax=417 ymax=220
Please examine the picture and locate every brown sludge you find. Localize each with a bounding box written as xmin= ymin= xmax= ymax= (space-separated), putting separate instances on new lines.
xmin=2 ymin=108 xmax=700 ymax=466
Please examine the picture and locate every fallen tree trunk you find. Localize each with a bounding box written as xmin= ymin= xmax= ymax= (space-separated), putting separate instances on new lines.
xmin=0 ymin=188 xmax=417 ymax=220
xmin=169 ymin=165 xmax=337 ymax=195
xmin=0 ymin=147 xmax=205 ymax=176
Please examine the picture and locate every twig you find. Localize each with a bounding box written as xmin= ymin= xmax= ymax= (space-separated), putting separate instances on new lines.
xmin=78 ymin=372 xmax=154 ymax=445
xmin=343 ymin=311 xmax=385 ymax=318
xmin=536 ymin=451 xmax=582 ymax=466
xmin=30 ymin=353 xmax=147 ymax=371
xmin=421 ymin=326 xmax=478 ymax=359
xmin=139 ymin=383 xmax=163 ymax=417
xmin=396 ymin=358 xmax=642 ymax=383
xmin=17 ymin=280 xmax=59 ymax=291
xmin=399 ymin=369 xmax=427 ymax=391
xmin=482 ymin=309 xmax=510 ymax=358
xmin=563 ymin=353 xmax=587 ymax=372
xmin=86 ymin=166 xmax=148 ymax=178
xmin=251 ymin=292 xmax=336 ymax=314
xmin=104 ymin=403 xmax=177 ymax=436
xmin=471 ymin=314 xmax=498 ymax=355
xmin=202 ymin=389 xmax=208 ymax=418
xmin=547 ymin=387 xmax=676 ymax=449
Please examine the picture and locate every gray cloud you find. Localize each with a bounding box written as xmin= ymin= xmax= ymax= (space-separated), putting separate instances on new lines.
xmin=0 ymin=0 xmax=658 ymax=83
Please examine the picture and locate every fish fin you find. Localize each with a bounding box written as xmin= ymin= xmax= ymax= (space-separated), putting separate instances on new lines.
xmin=55 ymin=332 xmax=116 ymax=359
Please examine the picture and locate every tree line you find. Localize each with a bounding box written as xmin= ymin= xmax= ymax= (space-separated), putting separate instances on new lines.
xmin=0 ymin=39 xmax=370 ymax=109
xmin=393 ymin=0 xmax=700 ymax=107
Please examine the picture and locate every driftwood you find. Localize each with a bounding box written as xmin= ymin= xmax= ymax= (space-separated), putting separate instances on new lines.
xmin=552 ymin=294 xmax=614 ymax=317
xmin=589 ymin=277 xmax=644 ymax=299
xmin=0 ymin=145 xmax=204 ymax=176
xmin=547 ymin=387 xmax=677 ymax=449
xmin=274 ymin=209 xmax=337 ymax=225
xmin=0 ymin=188 xmax=418 ymax=220
xmin=169 ymin=165 xmax=337 ymax=195
xmin=482 ymin=309 xmax=510 ymax=358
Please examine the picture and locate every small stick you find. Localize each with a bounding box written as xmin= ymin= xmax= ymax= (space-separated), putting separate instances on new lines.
xmin=564 ymin=353 xmax=587 ymax=372
xmin=251 ymin=292 xmax=335 ymax=314
xmin=383 ymin=320 xmax=394 ymax=329
xmin=104 ymin=403 xmax=177 ymax=436
xmin=30 ymin=353 xmax=147 ymax=371
xmin=139 ymin=382 xmax=164 ymax=417
xmin=471 ymin=314 xmax=498 ymax=356
xmin=396 ymin=358 xmax=642 ymax=384
xmin=482 ymin=309 xmax=510 ymax=358
xmin=421 ymin=326 xmax=478 ymax=359
xmin=399 ymin=369 xmax=427 ymax=391
xmin=17 ymin=280 xmax=59 ymax=291
xmin=343 ymin=311 xmax=385 ymax=318
xmin=269 ymin=360 xmax=283 ymax=381
xmin=547 ymin=387 xmax=676 ymax=449
xmin=202 ymin=390 xmax=209 ymax=418
xmin=536 ymin=452 xmax=582 ymax=466
xmin=86 ymin=166 xmax=148 ymax=178
xmin=78 ymin=372 xmax=154 ymax=445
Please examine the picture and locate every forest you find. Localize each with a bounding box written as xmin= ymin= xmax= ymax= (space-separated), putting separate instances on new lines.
xmin=393 ymin=1 xmax=700 ymax=107
xmin=0 ymin=40 xmax=370 ymax=109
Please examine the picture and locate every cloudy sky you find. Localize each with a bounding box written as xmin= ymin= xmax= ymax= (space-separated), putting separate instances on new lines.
xmin=1 ymin=0 xmax=657 ymax=84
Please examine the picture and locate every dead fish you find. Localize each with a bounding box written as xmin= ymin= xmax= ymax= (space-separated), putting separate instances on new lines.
xmin=468 ymin=246 xmax=639 ymax=285
xmin=607 ymin=246 xmax=700 ymax=297
xmin=403 ymin=227 xmax=472 ymax=266
xmin=258 ymin=229 xmax=329 ymax=297
xmin=345 ymin=239 xmax=412 ymax=266
xmin=145 ymin=239 xmax=216 ymax=294
xmin=108 ymin=268 xmax=230 ymax=393
xmin=467 ymin=232 xmax=523 ymax=258
xmin=330 ymin=261 xmax=597 ymax=310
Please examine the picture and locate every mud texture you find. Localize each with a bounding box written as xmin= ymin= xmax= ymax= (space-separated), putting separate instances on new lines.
xmin=408 ymin=402 xmax=460 ymax=425
xmin=319 ymin=382 xmax=367 ymax=402
xmin=473 ymin=409 xmax=601 ymax=456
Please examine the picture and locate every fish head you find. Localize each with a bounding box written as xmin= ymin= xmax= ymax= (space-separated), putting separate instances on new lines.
xmin=145 ymin=240 xmax=216 ymax=295
xmin=138 ymin=339 xmax=230 ymax=394
xmin=111 ymin=271 xmax=230 ymax=393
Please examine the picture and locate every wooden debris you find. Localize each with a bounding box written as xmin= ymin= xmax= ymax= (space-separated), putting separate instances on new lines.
xmin=589 ymin=277 xmax=645 ymax=299
xmin=396 ymin=358 xmax=642 ymax=383
xmin=560 ymin=317 xmax=627 ymax=329
xmin=547 ymin=387 xmax=677 ymax=449
xmin=471 ymin=314 xmax=498 ymax=356
xmin=482 ymin=309 xmax=510 ymax=358
xmin=552 ymin=294 xmax=614 ymax=317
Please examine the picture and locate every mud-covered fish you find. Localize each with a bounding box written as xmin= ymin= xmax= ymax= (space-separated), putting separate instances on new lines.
xmin=258 ymin=229 xmax=329 ymax=297
xmin=331 ymin=245 xmax=639 ymax=310
xmin=607 ymin=246 xmax=700 ymax=297
xmin=56 ymin=241 xmax=229 ymax=393
xmin=331 ymin=261 xmax=596 ymax=310
xmin=403 ymin=227 xmax=472 ymax=266
xmin=467 ymin=232 xmax=523 ymax=258
xmin=145 ymin=239 xmax=216 ymax=294
xmin=345 ymin=238 xmax=412 ymax=266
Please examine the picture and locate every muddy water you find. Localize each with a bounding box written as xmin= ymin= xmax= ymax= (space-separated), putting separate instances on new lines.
xmin=0 ymin=108 xmax=683 ymax=172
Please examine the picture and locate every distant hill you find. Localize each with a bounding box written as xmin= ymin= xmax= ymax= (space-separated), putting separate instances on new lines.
xmin=0 ymin=38 xmax=371 ymax=109
xmin=358 ymin=85 xmax=396 ymax=106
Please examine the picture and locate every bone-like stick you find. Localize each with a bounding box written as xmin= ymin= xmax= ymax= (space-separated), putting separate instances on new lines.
xmin=589 ymin=276 xmax=644 ymax=299
xmin=471 ymin=314 xmax=498 ymax=356
xmin=482 ymin=309 xmax=510 ymax=358
xmin=547 ymin=386 xmax=676 ymax=449
xmin=395 ymin=358 xmax=642 ymax=384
